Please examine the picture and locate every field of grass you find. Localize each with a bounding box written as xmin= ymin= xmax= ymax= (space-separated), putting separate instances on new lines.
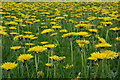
xmin=0 ymin=2 xmax=120 ymax=79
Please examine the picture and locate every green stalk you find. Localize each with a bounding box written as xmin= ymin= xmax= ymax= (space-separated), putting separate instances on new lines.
xmin=35 ymin=54 xmax=38 ymax=77
xmin=81 ymin=48 xmax=87 ymax=77
xmin=105 ymin=29 xmax=109 ymax=40
xmin=54 ymin=64 xmax=56 ymax=78
xmin=94 ymin=64 xmax=99 ymax=78
xmin=70 ymin=40 xmax=74 ymax=64
xmin=25 ymin=62 xmax=30 ymax=78
xmin=47 ymin=51 xmax=50 ymax=78
xmin=7 ymin=71 xmax=11 ymax=78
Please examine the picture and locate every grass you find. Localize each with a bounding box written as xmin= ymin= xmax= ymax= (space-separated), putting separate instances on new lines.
xmin=1 ymin=2 xmax=120 ymax=79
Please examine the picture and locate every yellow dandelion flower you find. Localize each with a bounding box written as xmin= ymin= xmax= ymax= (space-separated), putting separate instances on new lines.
xmin=59 ymin=29 xmax=68 ymax=32
xmin=40 ymin=41 xmax=48 ymax=44
xmin=9 ymin=27 xmax=17 ymax=30
xmin=95 ymin=43 xmax=112 ymax=48
xmin=88 ymin=29 xmax=98 ymax=33
xmin=62 ymin=32 xmax=76 ymax=37
xmin=75 ymin=24 xmax=87 ymax=28
xmin=45 ymin=63 xmax=53 ymax=67
xmin=13 ymin=35 xmax=24 ymax=41
xmin=24 ymin=31 xmax=32 ymax=34
xmin=49 ymin=55 xmax=66 ymax=61
xmin=1 ymin=62 xmax=18 ymax=70
xmin=52 ymin=26 xmax=62 ymax=29
xmin=0 ymin=31 xmax=8 ymax=36
xmin=10 ymin=46 xmax=22 ymax=50
xmin=44 ymin=44 xmax=56 ymax=49
xmin=76 ymin=32 xmax=91 ymax=37
xmin=28 ymin=46 xmax=47 ymax=53
xmin=109 ymin=27 xmax=120 ymax=31
xmin=41 ymin=29 xmax=54 ymax=34
xmin=18 ymin=54 xmax=34 ymax=62
xmin=76 ymin=40 xmax=90 ymax=44
xmin=63 ymin=64 xmax=74 ymax=69
xmin=10 ymin=32 xmax=19 ymax=35
xmin=25 ymin=43 xmax=34 ymax=46
xmin=116 ymin=37 xmax=120 ymax=41
xmin=101 ymin=50 xmax=118 ymax=59
xmin=50 ymin=33 xmax=57 ymax=36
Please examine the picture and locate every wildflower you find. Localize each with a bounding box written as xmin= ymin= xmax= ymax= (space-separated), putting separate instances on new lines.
xmin=44 ymin=44 xmax=56 ymax=49
xmin=50 ymin=22 xmax=56 ymax=25
xmin=5 ymin=21 xmax=18 ymax=25
xmin=37 ymin=71 xmax=44 ymax=78
xmin=9 ymin=27 xmax=17 ymax=30
xmin=101 ymin=22 xmax=113 ymax=26
xmin=25 ymin=43 xmax=34 ymax=46
xmin=52 ymin=26 xmax=62 ymax=29
xmin=62 ymin=32 xmax=76 ymax=37
xmin=1 ymin=62 xmax=18 ymax=70
xmin=88 ymin=52 xmax=106 ymax=61
xmin=116 ymin=37 xmax=120 ymax=41
xmin=76 ymin=32 xmax=91 ymax=37
xmin=28 ymin=46 xmax=47 ymax=53
xmin=101 ymin=50 xmax=118 ymax=59
xmin=63 ymin=64 xmax=74 ymax=69
xmin=18 ymin=54 xmax=34 ymax=62
xmin=109 ymin=27 xmax=120 ymax=31
xmin=76 ymin=40 xmax=90 ymax=44
xmin=88 ymin=29 xmax=98 ymax=33
xmin=41 ymin=29 xmax=54 ymax=34
xmin=75 ymin=24 xmax=87 ymax=28
xmin=40 ymin=41 xmax=48 ymax=44
xmin=95 ymin=35 xmax=106 ymax=43
xmin=95 ymin=43 xmax=112 ymax=48
xmin=0 ymin=31 xmax=8 ymax=36
xmin=50 ymin=33 xmax=57 ymax=36
xmin=88 ymin=50 xmax=118 ymax=61
xmin=24 ymin=31 xmax=32 ymax=34
xmin=13 ymin=35 xmax=24 ymax=41
xmin=49 ymin=55 xmax=66 ymax=61
xmin=10 ymin=32 xmax=19 ymax=35
xmin=45 ymin=63 xmax=53 ymax=67
xmin=10 ymin=46 xmax=22 ymax=50
xmin=97 ymin=26 xmax=103 ymax=29
xmin=59 ymin=29 xmax=68 ymax=32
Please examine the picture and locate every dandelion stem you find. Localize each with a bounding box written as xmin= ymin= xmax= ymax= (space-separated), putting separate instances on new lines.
xmin=70 ymin=40 xmax=73 ymax=64
xmin=54 ymin=64 xmax=56 ymax=78
xmin=7 ymin=71 xmax=11 ymax=78
xmin=35 ymin=54 xmax=38 ymax=77
xmin=94 ymin=65 xmax=99 ymax=78
xmin=105 ymin=29 xmax=109 ymax=40
xmin=47 ymin=52 xmax=50 ymax=78
xmin=25 ymin=62 xmax=30 ymax=78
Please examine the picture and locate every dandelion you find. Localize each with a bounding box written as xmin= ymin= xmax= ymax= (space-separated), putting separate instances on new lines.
xmin=18 ymin=54 xmax=34 ymax=62
xmin=59 ymin=29 xmax=68 ymax=32
xmin=49 ymin=55 xmax=66 ymax=61
xmin=40 ymin=41 xmax=48 ymax=44
xmin=50 ymin=33 xmax=57 ymax=36
xmin=45 ymin=63 xmax=53 ymax=67
xmin=41 ymin=29 xmax=54 ymax=34
xmin=52 ymin=26 xmax=62 ymax=29
xmin=88 ymin=29 xmax=98 ymax=33
xmin=1 ymin=62 xmax=18 ymax=70
xmin=28 ymin=46 xmax=47 ymax=53
xmin=62 ymin=32 xmax=76 ymax=37
xmin=116 ymin=37 xmax=120 ymax=41
xmin=10 ymin=46 xmax=22 ymax=50
xmin=25 ymin=43 xmax=34 ymax=46
xmin=63 ymin=64 xmax=74 ymax=69
xmin=95 ymin=43 xmax=112 ymax=48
